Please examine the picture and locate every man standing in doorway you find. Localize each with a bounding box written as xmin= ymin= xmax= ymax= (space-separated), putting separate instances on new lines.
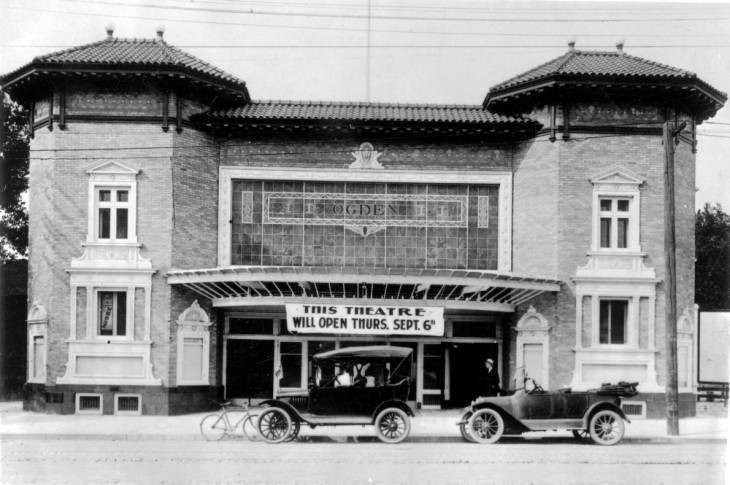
xmin=479 ymin=358 xmax=501 ymax=397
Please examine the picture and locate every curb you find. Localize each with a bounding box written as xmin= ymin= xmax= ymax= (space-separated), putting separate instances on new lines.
xmin=1 ymin=433 xmax=726 ymax=444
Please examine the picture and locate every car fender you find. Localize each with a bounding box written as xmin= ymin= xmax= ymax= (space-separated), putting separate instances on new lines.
xmin=469 ymin=402 xmax=530 ymax=434
xmin=371 ymin=400 xmax=414 ymax=423
xmin=583 ymin=401 xmax=631 ymax=428
xmin=259 ymin=399 xmax=306 ymax=423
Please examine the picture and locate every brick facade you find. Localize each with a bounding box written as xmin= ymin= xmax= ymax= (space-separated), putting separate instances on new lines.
xmin=10 ymin=41 xmax=720 ymax=419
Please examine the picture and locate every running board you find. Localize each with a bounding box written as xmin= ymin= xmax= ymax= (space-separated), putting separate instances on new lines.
xmin=521 ymin=418 xmax=584 ymax=431
xmin=298 ymin=414 xmax=372 ymax=426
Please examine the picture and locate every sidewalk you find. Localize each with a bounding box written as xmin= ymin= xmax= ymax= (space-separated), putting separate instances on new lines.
xmin=1 ymin=401 xmax=727 ymax=443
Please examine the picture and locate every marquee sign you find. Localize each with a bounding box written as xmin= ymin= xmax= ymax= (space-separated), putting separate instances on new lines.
xmin=286 ymin=304 xmax=444 ymax=336
xmin=263 ymin=192 xmax=473 ymax=236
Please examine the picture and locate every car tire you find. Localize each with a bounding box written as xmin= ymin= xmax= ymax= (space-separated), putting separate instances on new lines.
xmin=256 ymin=407 xmax=292 ymax=444
xmin=588 ymin=409 xmax=625 ymax=446
xmin=467 ymin=408 xmax=504 ymax=444
xmin=374 ymin=407 xmax=411 ymax=444
xmin=459 ymin=411 xmax=477 ymax=443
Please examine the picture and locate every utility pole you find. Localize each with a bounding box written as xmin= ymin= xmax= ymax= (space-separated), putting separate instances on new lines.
xmin=663 ymin=119 xmax=686 ymax=436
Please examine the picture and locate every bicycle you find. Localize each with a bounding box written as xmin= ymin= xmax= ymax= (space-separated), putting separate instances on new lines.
xmin=200 ymin=400 xmax=260 ymax=441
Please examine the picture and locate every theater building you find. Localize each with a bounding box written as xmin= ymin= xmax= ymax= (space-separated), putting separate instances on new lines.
xmin=3 ymin=28 xmax=725 ymax=417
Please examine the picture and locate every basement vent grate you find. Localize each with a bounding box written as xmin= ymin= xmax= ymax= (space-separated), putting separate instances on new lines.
xmin=115 ymin=394 xmax=142 ymax=415
xmin=76 ymin=394 xmax=103 ymax=414
xmin=45 ymin=392 xmax=64 ymax=404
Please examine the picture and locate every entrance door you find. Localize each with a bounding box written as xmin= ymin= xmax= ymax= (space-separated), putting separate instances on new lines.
xmin=225 ymin=339 xmax=274 ymax=400
xmin=449 ymin=343 xmax=499 ymax=407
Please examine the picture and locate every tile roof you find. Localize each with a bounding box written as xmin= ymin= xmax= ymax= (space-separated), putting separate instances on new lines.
xmin=1 ymin=37 xmax=248 ymax=96
xmin=199 ymin=100 xmax=534 ymax=124
xmin=491 ymin=50 xmax=696 ymax=92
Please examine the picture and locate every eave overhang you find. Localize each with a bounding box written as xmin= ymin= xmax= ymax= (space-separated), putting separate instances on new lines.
xmin=166 ymin=266 xmax=562 ymax=312
xmin=484 ymin=75 xmax=727 ymax=121
xmin=0 ymin=64 xmax=251 ymax=104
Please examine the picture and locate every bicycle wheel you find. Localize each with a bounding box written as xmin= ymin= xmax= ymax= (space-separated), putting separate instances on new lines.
xmin=241 ymin=414 xmax=261 ymax=441
xmin=200 ymin=414 xmax=228 ymax=441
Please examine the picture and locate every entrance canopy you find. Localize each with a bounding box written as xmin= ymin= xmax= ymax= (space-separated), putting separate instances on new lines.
xmin=167 ymin=266 xmax=560 ymax=312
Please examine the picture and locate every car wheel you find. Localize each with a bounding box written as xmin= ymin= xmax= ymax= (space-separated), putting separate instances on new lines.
xmin=588 ymin=409 xmax=625 ymax=446
xmin=459 ymin=411 xmax=476 ymax=443
xmin=374 ymin=407 xmax=411 ymax=444
xmin=572 ymin=429 xmax=590 ymax=441
xmin=284 ymin=420 xmax=301 ymax=442
xmin=256 ymin=407 xmax=292 ymax=444
xmin=468 ymin=408 xmax=504 ymax=444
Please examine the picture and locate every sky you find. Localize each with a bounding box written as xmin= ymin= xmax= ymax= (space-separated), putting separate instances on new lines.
xmin=2 ymin=0 xmax=729 ymax=210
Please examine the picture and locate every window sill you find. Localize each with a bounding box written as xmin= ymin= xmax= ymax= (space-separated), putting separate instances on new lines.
xmin=587 ymin=250 xmax=645 ymax=257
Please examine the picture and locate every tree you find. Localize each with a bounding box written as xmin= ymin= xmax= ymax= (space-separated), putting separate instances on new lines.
xmin=0 ymin=92 xmax=30 ymax=261
xmin=695 ymin=203 xmax=730 ymax=310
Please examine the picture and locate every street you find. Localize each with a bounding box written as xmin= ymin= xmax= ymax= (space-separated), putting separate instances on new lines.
xmin=1 ymin=438 xmax=726 ymax=485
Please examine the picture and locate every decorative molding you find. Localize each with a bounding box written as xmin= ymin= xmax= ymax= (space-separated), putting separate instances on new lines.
xmin=677 ymin=307 xmax=694 ymax=335
xmin=87 ymin=161 xmax=140 ymax=177
xmin=241 ymin=191 xmax=254 ymax=223
xmin=589 ymin=167 xmax=644 ymax=188
xmin=569 ymin=347 xmax=662 ymax=392
xmin=176 ymin=300 xmax=212 ymax=385
xmin=515 ymin=305 xmax=550 ymax=333
xmin=27 ymin=301 xmax=49 ymax=324
xmin=349 ymin=142 xmax=384 ymax=169
xmin=177 ymin=300 xmax=212 ymax=328
xmin=514 ymin=306 xmax=550 ymax=389
xmin=71 ymin=242 xmax=152 ymax=270
xmin=57 ymin=340 xmax=162 ymax=386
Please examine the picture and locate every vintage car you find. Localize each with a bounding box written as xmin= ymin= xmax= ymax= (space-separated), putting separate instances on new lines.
xmin=459 ymin=377 xmax=638 ymax=446
xmin=256 ymin=345 xmax=414 ymax=444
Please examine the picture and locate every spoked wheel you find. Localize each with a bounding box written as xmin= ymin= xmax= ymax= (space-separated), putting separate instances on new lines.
xmin=468 ymin=408 xmax=504 ymax=444
xmin=284 ymin=420 xmax=301 ymax=442
xmin=241 ymin=414 xmax=261 ymax=441
xmin=459 ymin=411 xmax=476 ymax=443
xmin=200 ymin=414 xmax=227 ymax=441
xmin=572 ymin=429 xmax=590 ymax=441
xmin=374 ymin=407 xmax=411 ymax=444
xmin=588 ymin=409 xmax=625 ymax=446
xmin=257 ymin=407 xmax=292 ymax=444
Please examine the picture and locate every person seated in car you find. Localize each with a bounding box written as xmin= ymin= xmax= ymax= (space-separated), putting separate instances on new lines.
xmin=352 ymin=362 xmax=372 ymax=387
xmin=334 ymin=365 xmax=352 ymax=387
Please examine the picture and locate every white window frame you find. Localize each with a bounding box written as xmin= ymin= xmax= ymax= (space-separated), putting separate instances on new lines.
xmin=177 ymin=331 xmax=210 ymax=385
xmin=86 ymin=162 xmax=139 ymax=244
xmin=590 ymin=168 xmax=642 ymax=253
xmin=275 ymin=338 xmax=308 ymax=393
xmin=28 ymin=327 xmax=47 ymax=383
xmin=594 ymin=297 xmax=633 ymax=347
xmin=27 ymin=303 xmax=48 ymax=384
xmin=94 ymin=187 xmax=132 ymax=242
xmin=95 ymin=288 xmax=133 ymax=340
xmin=598 ymin=197 xmax=632 ymax=250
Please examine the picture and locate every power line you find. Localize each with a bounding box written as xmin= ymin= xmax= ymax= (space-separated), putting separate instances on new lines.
xmin=6 ymin=4 xmax=730 ymax=42
xmin=62 ymin=0 xmax=730 ymax=23
xmin=4 ymin=41 xmax=730 ymax=49
xmin=158 ymin=0 xmax=729 ymax=15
